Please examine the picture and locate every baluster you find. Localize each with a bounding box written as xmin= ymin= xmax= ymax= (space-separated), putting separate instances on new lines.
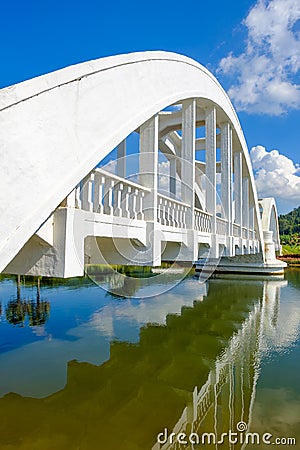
xmin=75 ymin=184 xmax=82 ymax=209
xmin=82 ymin=173 xmax=94 ymax=212
xmin=165 ymin=200 xmax=170 ymax=226
xmin=168 ymin=201 xmax=175 ymax=227
xmin=124 ymin=185 xmax=131 ymax=218
xmin=164 ymin=200 xmax=169 ymax=225
xmin=174 ymin=204 xmax=179 ymax=228
xmin=183 ymin=206 xmax=187 ymax=228
xmin=94 ymin=174 xmax=105 ymax=214
xmin=115 ymin=182 xmax=123 ymax=217
xmin=160 ymin=197 xmax=164 ymax=224
xmin=157 ymin=197 xmax=162 ymax=224
xmin=178 ymin=205 xmax=182 ymax=228
xmin=104 ymin=179 xmax=114 ymax=215
xmin=161 ymin=199 xmax=166 ymax=225
xmin=132 ymin=188 xmax=138 ymax=219
xmin=108 ymin=180 xmax=114 ymax=215
xmin=137 ymin=191 xmax=145 ymax=220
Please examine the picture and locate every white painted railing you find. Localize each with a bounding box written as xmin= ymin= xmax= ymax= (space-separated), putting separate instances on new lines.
xmin=233 ymin=223 xmax=240 ymax=237
xmin=194 ymin=208 xmax=212 ymax=233
xmin=216 ymin=216 xmax=228 ymax=235
xmin=69 ymin=169 xmax=258 ymax=242
xmin=74 ymin=168 xmax=150 ymax=220
xmin=157 ymin=193 xmax=188 ymax=228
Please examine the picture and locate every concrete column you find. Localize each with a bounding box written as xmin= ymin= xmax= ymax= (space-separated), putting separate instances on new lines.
xmin=139 ymin=115 xmax=158 ymax=221
xmin=221 ymin=122 xmax=234 ymax=256
xmin=220 ymin=122 xmax=232 ymax=230
xmin=249 ymin=204 xmax=254 ymax=231
xmin=234 ymin=150 xmax=242 ymax=227
xmin=249 ymin=203 xmax=255 ymax=253
xmin=181 ymin=99 xmax=196 ymax=229
xmin=242 ymin=177 xmax=250 ymax=231
xmin=139 ymin=115 xmax=161 ymax=266
xmin=169 ymin=156 xmax=177 ymax=196
xmin=117 ymin=139 xmax=126 ymax=178
xmin=263 ymin=231 xmax=277 ymax=263
xmin=205 ymin=106 xmax=217 ymax=234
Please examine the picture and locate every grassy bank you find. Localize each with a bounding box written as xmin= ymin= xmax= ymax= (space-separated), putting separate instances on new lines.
xmin=279 ymin=244 xmax=300 ymax=266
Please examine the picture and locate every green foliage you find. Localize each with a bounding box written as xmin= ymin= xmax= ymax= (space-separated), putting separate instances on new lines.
xmin=278 ymin=206 xmax=300 ymax=235
xmin=279 ymin=207 xmax=300 ymax=255
xmin=281 ymin=243 xmax=300 ymax=255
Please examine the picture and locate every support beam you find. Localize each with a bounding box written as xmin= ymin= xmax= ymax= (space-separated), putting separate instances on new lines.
xmin=234 ymin=150 xmax=242 ymax=228
xmin=242 ymin=177 xmax=250 ymax=245
xmin=117 ymin=139 xmax=126 ymax=178
xmin=181 ymin=99 xmax=196 ymax=229
xmin=169 ymin=156 xmax=177 ymax=196
xmin=205 ymin=106 xmax=217 ymax=234
xmin=139 ymin=115 xmax=161 ymax=266
xmin=221 ymin=122 xmax=233 ymax=256
xmin=220 ymin=122 xmax=232 ymax=229
xmin=242 ymin=177 xmax=249 ymax=230
xmin=139 ymin=115 xmax=158 ymax=222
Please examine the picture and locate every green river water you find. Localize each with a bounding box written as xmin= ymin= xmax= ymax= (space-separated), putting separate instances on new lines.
xmin=0 ymin=268 xmax=299 ymax=449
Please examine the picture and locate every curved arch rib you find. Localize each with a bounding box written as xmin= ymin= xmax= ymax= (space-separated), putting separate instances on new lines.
xmin=0 ymin=51 xmax=266 ymax=273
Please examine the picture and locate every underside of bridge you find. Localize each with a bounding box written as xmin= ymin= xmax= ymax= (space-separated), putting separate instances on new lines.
xmin=0 ymin=52 xmax=286 ymax=278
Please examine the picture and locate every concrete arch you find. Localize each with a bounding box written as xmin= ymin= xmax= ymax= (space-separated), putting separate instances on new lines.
xmin=258 ymin=198 xmax=281 ymax=252
xmin=0 ymin=51 xmax=263 ymax=272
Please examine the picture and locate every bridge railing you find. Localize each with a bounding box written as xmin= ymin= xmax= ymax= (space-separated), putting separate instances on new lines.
xmin=69 ymin=169 xmax=258 ymax=241
xmin=73 ymin=168 xmax=150 ymax=220
xmin=157 ymin=193 xmax=189 ymax=228
xmin=194 ymin=208 xmax=212 ymax=233
xmin=216 ymin=216 xmax=228 ymax=235
xmin=242 ymin=227 xmax=248 ymax=239
xmin=233 ymin=223 xmax=240 ymax=237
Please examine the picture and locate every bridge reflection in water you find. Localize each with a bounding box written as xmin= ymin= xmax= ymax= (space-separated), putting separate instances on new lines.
xmin=153 ymin=280 xmax=286 ymax=450
xmin=0 ymin=277 xmax=287 ymax=450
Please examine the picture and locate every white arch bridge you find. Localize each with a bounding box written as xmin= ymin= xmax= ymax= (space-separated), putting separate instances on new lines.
xmin=0 ymin=52 xmax=286 ymax=278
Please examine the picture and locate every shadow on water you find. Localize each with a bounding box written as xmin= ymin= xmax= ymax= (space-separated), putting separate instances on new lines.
xmin=0 ymin=275 xmax=292 ymax=450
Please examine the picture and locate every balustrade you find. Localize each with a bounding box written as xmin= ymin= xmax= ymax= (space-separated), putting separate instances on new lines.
xmin=73 ymin=168 xmax=150 ymax=220
xmin=194 ymin=208 xmax=212 ymax=233
xmin=233 ymin=223 xmax=240 ymax=237
xmin=216 ymin=217 xmax=228 ymax=236
xmin=70 ymin=169 xmax=258 ymax=243
xmin=157 ymin=194 xmax=188 ymax=228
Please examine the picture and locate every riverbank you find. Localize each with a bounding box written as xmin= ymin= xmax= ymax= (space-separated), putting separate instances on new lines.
xmin=278 ymin=254 xmax=300 ymax=266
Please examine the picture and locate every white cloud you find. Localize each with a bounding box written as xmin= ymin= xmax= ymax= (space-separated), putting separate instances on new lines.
xmin=218 ymin=0 xmax=300 ymax=115
xmin=250 ymin=145 xmax=300 ymax=210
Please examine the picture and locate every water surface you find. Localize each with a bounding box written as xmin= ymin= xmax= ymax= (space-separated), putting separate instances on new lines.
xmin=0 ymin=270 xmax=299 ymax=449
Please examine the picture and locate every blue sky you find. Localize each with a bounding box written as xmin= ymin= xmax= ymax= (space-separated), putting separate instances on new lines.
xmin=1 ymin=0 xmax=299 ymax=213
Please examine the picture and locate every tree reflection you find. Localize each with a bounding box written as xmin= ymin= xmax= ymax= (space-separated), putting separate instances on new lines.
xmin=5 ymin=276 xmax=50 ymax=327
xmin=5 ymin=298 xmax=27 ymax=326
